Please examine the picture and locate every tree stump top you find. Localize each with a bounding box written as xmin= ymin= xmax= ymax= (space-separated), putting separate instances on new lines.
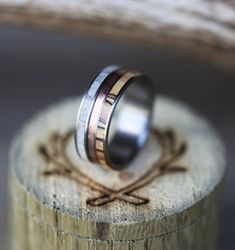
xmin=10 ymin=96 xmax=225 ymax=232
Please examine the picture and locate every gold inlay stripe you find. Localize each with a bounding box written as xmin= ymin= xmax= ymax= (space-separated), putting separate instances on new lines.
xmin=95 ymin=71 xmax=140 ymax=166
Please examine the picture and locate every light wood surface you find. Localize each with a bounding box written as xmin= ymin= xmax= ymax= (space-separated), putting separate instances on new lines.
xmin=0 ymin=1 xmax=235 ymax=71
xmin=9 ymin=96 xmax=226 ymax=249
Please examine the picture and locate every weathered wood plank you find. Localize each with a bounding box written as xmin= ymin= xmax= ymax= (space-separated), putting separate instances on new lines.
xmin=9 ymin=96 xmax=226 ymax=249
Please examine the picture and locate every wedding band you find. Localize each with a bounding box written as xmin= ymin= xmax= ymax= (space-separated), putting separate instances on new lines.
xmin=75 ymin=65 xmax=155 ymax=169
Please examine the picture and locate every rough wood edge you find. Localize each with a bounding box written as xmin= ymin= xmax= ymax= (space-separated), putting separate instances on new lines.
xmin=10 ymin=168 xmax=222 ymax=250
xmin=9 ymin=148 xmax=223 ymax=242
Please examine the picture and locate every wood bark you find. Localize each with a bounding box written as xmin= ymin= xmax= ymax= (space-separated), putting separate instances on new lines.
xmin=9 ymin=96 xmax=226 ymax=249
xmin=1 ymin=1 xmax=235 ymax=71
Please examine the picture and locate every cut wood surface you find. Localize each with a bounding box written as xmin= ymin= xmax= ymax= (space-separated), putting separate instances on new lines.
xmin=9 ymin=96 xmax=226 ymax=249
xmin=1 ymin=1 xmax=235 ymax=71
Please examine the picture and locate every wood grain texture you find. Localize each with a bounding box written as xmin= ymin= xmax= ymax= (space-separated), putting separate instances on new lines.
xmin=9 ymin=96 xmax=226 ymax=249
xmin=1 ymin=1 xmax=235 ymax=71
xmin=95 ymin=71 xmax=137 ymax=166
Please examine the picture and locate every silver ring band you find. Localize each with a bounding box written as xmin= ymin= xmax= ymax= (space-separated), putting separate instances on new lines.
xmin=75 ymin=65 xmax=155 ymax=169
xmin=75 ymin=65 xmax=119 ymax=161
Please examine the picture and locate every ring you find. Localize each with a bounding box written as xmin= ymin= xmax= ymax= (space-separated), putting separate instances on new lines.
xmin=75 ymin=65 xmax=155 ymax=170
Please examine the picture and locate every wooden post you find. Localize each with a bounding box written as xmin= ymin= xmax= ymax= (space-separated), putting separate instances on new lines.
xmin=9 ymin=96 xmax=226 ymax=250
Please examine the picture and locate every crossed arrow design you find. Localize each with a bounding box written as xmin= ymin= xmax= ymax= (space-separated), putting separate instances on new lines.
xmin=39 ymin=128 xmax=187 ymax=206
